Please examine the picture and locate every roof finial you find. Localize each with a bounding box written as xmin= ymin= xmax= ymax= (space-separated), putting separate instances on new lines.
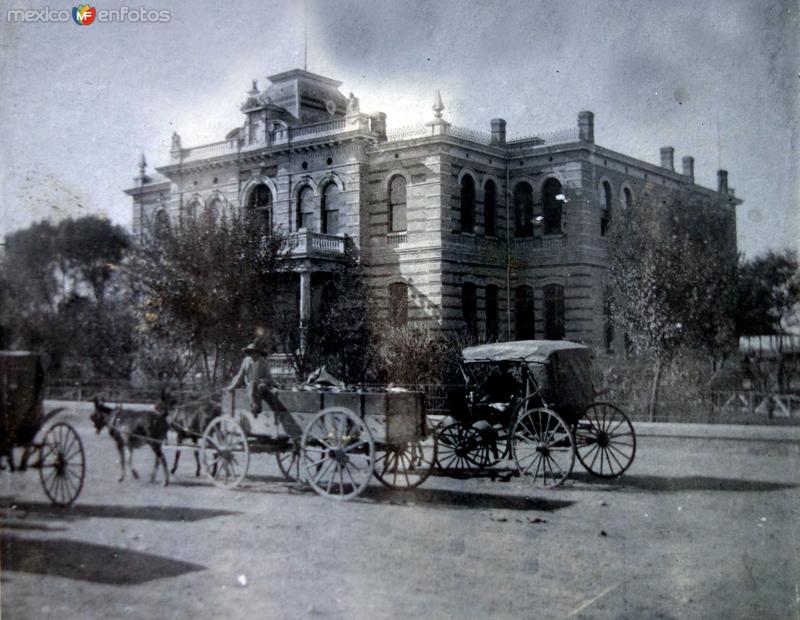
xmin=138 ymin=152 xmax=147 ymax=175
xmin=433 ymin=90 xmax=445 ymax=120
xmin=249 ymin=79 xmax=259 ymax=95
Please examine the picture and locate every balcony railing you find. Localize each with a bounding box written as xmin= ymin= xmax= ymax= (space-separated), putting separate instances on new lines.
xmin=507 ymin=127 xmax=580 ymax=146
xmin=175 ymin=113 xmax=381 ymax=164
xmin=512 ymin=234 xmax=566 ymax=250
xmin=286 ymin=229 xmax=346 ymax=258
xmin=387 ymin=232 xmax=407 ymax=246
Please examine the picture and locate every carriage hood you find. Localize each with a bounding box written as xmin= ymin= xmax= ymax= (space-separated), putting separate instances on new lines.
xmin=461 ymin=340 xmax=591 ymax=364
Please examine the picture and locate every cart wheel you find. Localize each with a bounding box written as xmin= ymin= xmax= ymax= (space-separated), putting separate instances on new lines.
xmin=200 ymin=416 xmax=250 ymax=488
xmin=301 ymin=407 xmax=375 ymax=501
xmin=434 ymin=421 xmax=487 ymax=476
xmin=511 ymin=407 xmax=575 ymax=488
xmin=39 ymin=422 xmax=85 ymax=506
xmin=374 ymin=438 xmax=436 ymax=489
xmin=276 ymin=440 xmax=302 ymax=482
xmin=575 ymin=402 xmax=636 ymax=478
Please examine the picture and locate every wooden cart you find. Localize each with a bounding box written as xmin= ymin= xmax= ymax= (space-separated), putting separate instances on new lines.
xmin=0 ymin=351 xmax=86 ymax=505
xmin=198 ymin=386 xmax=436 ymax=500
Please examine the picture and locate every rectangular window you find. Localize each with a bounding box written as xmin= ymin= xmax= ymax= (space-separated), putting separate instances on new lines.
xmin=544 ymin=284 xmax=566 ymax=340
xmin=462 ymin=283 xmax=478 ymax=337
xmin=389 ymin=283 xmax=408 ymax=326
xmin=515 ymin=285 xmax=535 ymax=340
xmin=485 ymin=285 xmax=498 ymax=341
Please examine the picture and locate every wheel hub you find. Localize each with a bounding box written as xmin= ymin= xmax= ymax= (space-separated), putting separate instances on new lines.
xmin=328 ymin=448 xmax=349 ymax=465
xmin=597 ymin=431 xmax=609 ymax=447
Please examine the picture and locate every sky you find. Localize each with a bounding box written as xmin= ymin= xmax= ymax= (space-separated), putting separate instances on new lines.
xmin=0 ymin=0 xmax=797 ymax=258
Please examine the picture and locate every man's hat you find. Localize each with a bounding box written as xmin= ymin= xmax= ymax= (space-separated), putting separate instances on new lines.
xmin=242 ymin=341 xmax=268 ymax=355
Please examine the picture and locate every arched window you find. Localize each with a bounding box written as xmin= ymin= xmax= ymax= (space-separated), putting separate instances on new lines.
xmin=184 ymin=199 xmax=200 ymax=221
xmin=388 ymin=175 xmax=407 ymax=232
xmin=601 ymin=181 xmax=612 ymax=236
xmin=322 ymin=183 xmax=340 ymax=235
xmin=485 ymin=284 xmax=499 ymax=341
xmin=248 ymin=185 xmax=272 ymax=231
xmin=153 ymin=209 xmax=169 ymax=237
xmin=460 ymin=175 xmax=476 ymax=233
xmin=462 ymin=282 xmax=478 ymax=336
xmin=297 ymin=186 xmax=316 ymax=232
xmin=484 ymin=180 xmax=497 ymax=236
xmin=515 ymin=285 xmax=535 ymax=340
xmin=389 ymin=282 xmax=408 ymax=327
xmin=513 ymin=183 xmax=534 ymax=237
xmin=542 ymin=178 xmax=563 ymax=235
xmin=205 ymin=197 xmax=223 ymax=225
xmin=544 ymin=284 xmax=566 ymax=340
xmin=622 ymin=186 xmax=633 ymax=211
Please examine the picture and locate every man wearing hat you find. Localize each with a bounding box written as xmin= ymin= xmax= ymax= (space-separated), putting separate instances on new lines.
xmin=227 ymin=340 xmax=273 ymax=416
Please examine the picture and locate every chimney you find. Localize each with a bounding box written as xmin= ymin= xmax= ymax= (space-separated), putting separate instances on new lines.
xmin=490 ymin=118 xmax=506 ymax=145
xmin=717 ymin=169 xmax=729 ymax=194
xmin=578 ymin=111 xmax=594 ymax=143
xmin=660 ymin=147 xmax=675 ymax=171
xmin=681 ymin=156 xmax=694 ymax=182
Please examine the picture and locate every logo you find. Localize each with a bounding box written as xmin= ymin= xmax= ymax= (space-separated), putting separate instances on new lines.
xmin=72 ymin=4 xmax=96 ymax=25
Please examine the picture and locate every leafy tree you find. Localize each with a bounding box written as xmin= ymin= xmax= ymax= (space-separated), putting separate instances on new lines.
xmin=298 ymin=241 xmax=375 ymax=383
xmin=737 ymin=250 xmax=800 ymax=335
xmin=125 ymin=211 xmax=287 ymax=386
xmin=0 ymin=216 xmax=132 ymax=376
xmin=607 ymin=189 xmax=737 ymax=420
xmin=56 ymin=217 xmax=129 ymax=302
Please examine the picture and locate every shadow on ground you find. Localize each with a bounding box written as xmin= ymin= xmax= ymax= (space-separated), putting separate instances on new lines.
xmin=238 ymin=474 xmax=574 ymax=511
xmin=360 ymin=486 xmax=574 ymax=512
xmin=570 ymin=472 xmax=797 ymax=493
xmin=0 ymin=499 xmax=240 ymax=522
xmin=1 ymin=534 xmax=204 ymax=585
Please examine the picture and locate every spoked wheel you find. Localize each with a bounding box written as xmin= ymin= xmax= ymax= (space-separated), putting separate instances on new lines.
xmin=276 ymin=440 xmax=302 ymax=482
xmin=301 ymin=407 xmax=375 ymax=501
xmin=575 ymin=402 xmax=636 ymax=478
xmin=39 ymin=422 xmax=85 ymax=506
xmin=200 ymin=416 xmax=250 ymax=488
xmin=511 ymin=407 xmax=575 ymax=488
xmin=469 ymin=421 xmax=503 ymax=468
xmin=373 ymin=438 xmax=437 ymax=489
xmin=434 ymin=421 xmax=488 ymax=476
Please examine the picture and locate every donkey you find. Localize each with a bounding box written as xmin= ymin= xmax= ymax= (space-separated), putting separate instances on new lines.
xmin=91 ymin=391 xmax=175 ymax=486
xmin=168 ymin=397 xmax=222 ymax=477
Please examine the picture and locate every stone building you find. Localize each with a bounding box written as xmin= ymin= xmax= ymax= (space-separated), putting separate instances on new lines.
xmin=125 ymin=68 xmax=740 ymax=351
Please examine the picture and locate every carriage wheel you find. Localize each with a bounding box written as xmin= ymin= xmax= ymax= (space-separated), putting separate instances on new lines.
xmin=276 ymin=440 xmax=302 ymax=482
xmin=511 ymin=407 xmax=575 ymax=488
xmin=200 ymin=416 xmax=250 ymax=488
xmin=39 ymin=423 xmax=85 ymax=506
xmin=373 ymin=438 xmax=436 ymax=489
xmin=575 ymin=402 xmax=636 ymax=478
xmin=434 ymin=421 xmax=487 ymax=476
xmin=301 ymin=407 xmax=375 ymax=501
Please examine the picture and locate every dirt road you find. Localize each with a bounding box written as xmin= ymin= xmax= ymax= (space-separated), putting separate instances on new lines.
xmin=2 ymin=415 xmax=799 ymax=619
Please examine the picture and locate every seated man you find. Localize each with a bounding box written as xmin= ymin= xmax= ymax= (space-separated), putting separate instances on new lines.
xmin=481 ymin=361 xmax=522 ymax=408
xmin=227 ymin=340 xmax=272 ymax=416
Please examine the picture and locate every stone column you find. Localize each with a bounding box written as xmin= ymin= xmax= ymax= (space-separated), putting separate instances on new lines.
xmin=299 ymin=271 xmax=312 ymax=350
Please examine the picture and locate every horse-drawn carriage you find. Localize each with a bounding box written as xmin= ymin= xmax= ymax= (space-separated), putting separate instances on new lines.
xmin=0 ymin=351 xmax=86 ymax=505
xmin=436 ymin=340 xmax=636 ymax=487
xmin=175 ymin=340 xmax=633 ymax=498
xmin=195 ymin=385 xmax=436 ymax=500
